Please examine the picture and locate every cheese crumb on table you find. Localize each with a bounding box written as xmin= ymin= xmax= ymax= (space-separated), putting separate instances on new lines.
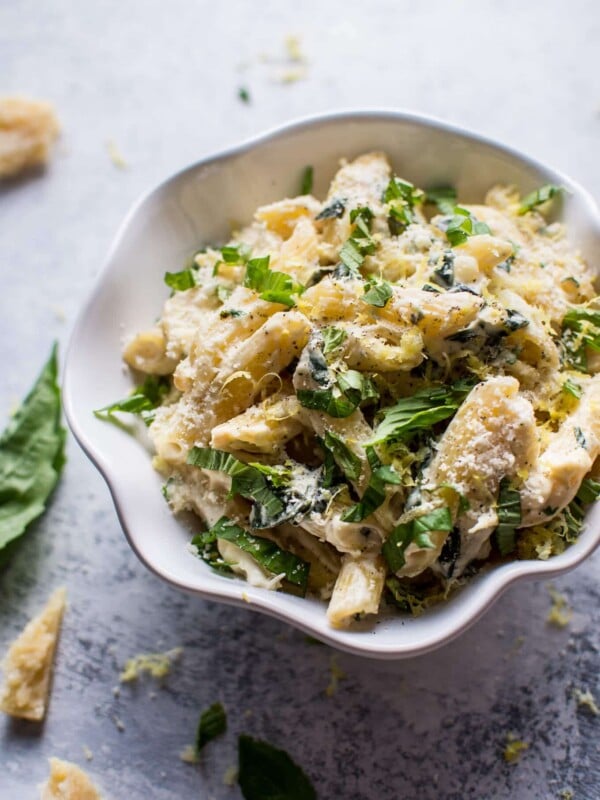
xmin=119 ymin=646 xmax=182 ymax=682
xmin=106 ymin=139 xmax=127 ymax=170
xmin=503 ymin=732 xmax=529 ymax=763
xmin=179 ymin=744 xmax=198 ymax=764
xmin=0 ymin=587 xmax=66 ymax=721
xmin=325 ymin=655 xmax=346 ymax=697
xmin=40 ymin=757 xmax=103 ymax=800
xmin=573 ymin=687 xmax=599 ymax=715
xmin=0 ymin=96 xmax=60 ymax=179
xmin=546 ymin=584 xmax=573 ymax=628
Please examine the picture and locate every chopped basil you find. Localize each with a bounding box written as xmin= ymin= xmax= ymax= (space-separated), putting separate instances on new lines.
xmin=322 ymin=431 xmax=361 ymax=482
xmin=322 ymin=326 xmax=347 ymax=355
xmin=561 ymin=306 xmax=600 ymax=372
xmin=296 ymin=388 xmax=356 ymax=418
xmin=243 ymin=255 xmax=304 ymax=307
xmin=564 ymin=477 xmax=600 ymax=538
xmin=575 ymin=426 xmax=587 ymax=448
xmin=164 ymin=269 xmax=197 ymax=291
xmin=247 ymin=462 xmax=293 ymax=488
xmin=187 ymin=447 xmax=285 ymax=521
xmin=221 ymin=243 xmax=251 ymax=264
xmin=307 ymin=346 xmax=331 ymax=387
xmin=315 ymin=198 xmax=346 ymax=220
xmin=496 ymin=254 xmax=515 ymax=273
xmin=426 ymin=185 xmax=457 ymax=215
xmin=0 ymin=344 xmax=66 ymax=559
xmin=205 ymin=517 xmax=310 ymax=594
xmin=300 ymin=165 xmax=313 ymax=195
xmin=518 ymin=184 xmax=561 ymax=215
xmin=563 ymin=379 xmax=582 ymax=398
xmin=442 ymin=206 xmax=491 ymax=247
xmin=341 ymin=446 xmax=401 ymax=522
xmin=382 ymin=507 xmax=452 ymax=572
xmin=94 ymin=375 xmax=170 ymax=427
xmin=191 ymin=529 xmax=234 ymax=577
xmin=362 ymin=277 xmax=393 ymax=307
xmin=504 ymin=309 xmax=529 ymax=331
xmin=432 ymin=250 xmax=455 ymax=288
xmin=336 ymin=369 xmax=378 ymax=406
xmin=297 ymin=369 xmax=378 ymax=419
xmin=494 ymin=478 xmax=521 ymax=556
xmin=369 ymin=381 xmax=474 ymax=446
xmin=338 ymin=207 xmax=376 ymax=276
xmin=195 ymin=702 xmax=227 ymax=755
xmin=383 ymin=177 xmax=424 ymax=235
xmin=238 ymin=735 xmax=316 ymax=800
xmin=438 ymin=526 xmax=461 ymax=578
xmin=446 ymin=328 xmax=477 ymax=343
xmin=216 ymin=284 xmax=233 ymax=304
xmin=238 ymin=86 xmax=251 ymax=104
xmin=220 ymin=308 xmax=246 ymax=318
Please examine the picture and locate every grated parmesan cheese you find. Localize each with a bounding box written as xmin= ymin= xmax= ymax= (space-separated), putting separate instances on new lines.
xmin=40 ymin=757 xmax=103 ymax=800
xmin=0 ymin=587 xmax=66 ymax=721
xmin=0 ymin=96 xmax=59 ymax=179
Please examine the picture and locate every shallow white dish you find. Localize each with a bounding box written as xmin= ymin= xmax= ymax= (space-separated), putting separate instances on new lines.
xmin=64 ymin=109 xmax=600 ymax=659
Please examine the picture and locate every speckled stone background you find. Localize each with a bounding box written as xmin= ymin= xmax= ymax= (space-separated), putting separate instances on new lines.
xmin=2 ymin=1 xmax=600 ymax=798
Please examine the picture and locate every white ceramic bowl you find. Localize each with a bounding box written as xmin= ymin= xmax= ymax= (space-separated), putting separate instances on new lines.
xmin=64 ymin=109 xmax=600 ymax=659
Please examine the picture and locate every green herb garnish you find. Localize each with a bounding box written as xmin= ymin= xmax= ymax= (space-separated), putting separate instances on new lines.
xmin=426 ymin=185 xmax=457 ymax=215
xmin=382 ymin=507 xmax=452 ymax=572
xmin=369 ymin=380 xmax=474 ymax=446
xmin=322 ymin=326 xmax=347 ymax=355
xmin=195 ymin=703 xmax=227 ymax=755
xmin=563 ymin=379 xmax=583 ymax=398
xmin=443 ymin=206 xmax=491 ymax=247
xmin=221 ymin=243 xmax=251 ymax=265
xmin=561 ymin=306 xmax=600 ymax=372
xmin=187 ymin=447 xmax=285 ymax=521
xmin=337 ymin=207 xmax=376 ymax=276
xmin=518 ymin=184 xmax=561 ymax=215
xmin=202 ymin=517 xmax=310 ymax=594
xmin=164 ymin=269 xmax=197 ymax=291
xmin=297 ymin=369 xmax=378 ymax=419
xmin=300 ymin=165 xmax=313 ymax=195
xmin=216 ymin=284 xmax=233 ymax=304
xmin=383 ymin=177 xmax=424 ymax=235
xmin=0 ymin=344 xmax=66 ymax=559
xmin=315 ymin=199 xmax=346 ymax=220
xmin=362 ymin=277 xmax=393 ymax=307
xmin=238 ymin=735 xmax=316 ymax=800
xmin=238 ymin=86 xmax=251 ymax=104
xmin=244 ymin=255 xmax=304 ymax=307
xmin=432 ymin=251 xmax=455 ymax=288
xmin=220 ymin=308 xmax=246 ymax=318
xmin=341 ymin=446 xmax=401 ymax=522
xmin=322 ymin=431 xmax=361 ymax=482
xmin=494 ymin=477 xmax=521 ymax=555
xmin=94 ymin=375 xmax=170 ymax=427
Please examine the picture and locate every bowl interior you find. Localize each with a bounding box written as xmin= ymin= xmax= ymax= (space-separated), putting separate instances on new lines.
xmin=64 ymin=111 xmax=600 ymax=657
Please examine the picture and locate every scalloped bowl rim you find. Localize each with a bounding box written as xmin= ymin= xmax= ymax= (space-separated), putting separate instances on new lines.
xmin=63 ymin=108 xmax=600 ymax=659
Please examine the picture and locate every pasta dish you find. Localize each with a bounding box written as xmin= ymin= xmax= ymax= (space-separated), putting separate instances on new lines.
xmin=100 ymin=152 xmax=600 ymax=628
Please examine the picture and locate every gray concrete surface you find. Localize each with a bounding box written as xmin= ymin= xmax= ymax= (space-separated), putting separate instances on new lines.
xmin=1 ymin=1 xmax=600 ymax=797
